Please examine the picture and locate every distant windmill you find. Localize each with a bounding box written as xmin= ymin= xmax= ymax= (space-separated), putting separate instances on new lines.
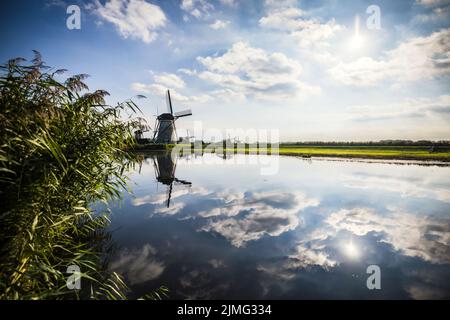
xmin=134 ymin=117 xmax=151 ymax=141
xmin=153 ymin=90 xmax=192 ymax=143
xmin=184 ymin=129 xmax=195 ymax=143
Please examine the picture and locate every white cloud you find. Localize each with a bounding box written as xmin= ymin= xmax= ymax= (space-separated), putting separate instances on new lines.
xmin=259 ymin=7 xmax=343 ymax=48
xmin=95 ymin=0 xmax=166 ymax=43
xmin=287 ymin=244 xmax=337 ymax=269
xmin=109 ymin=244 xmax=165 ymax=285
xmin=219 ymin=0 xmax=237 ymax=7
xmin=413 ymin=0 xmax=450 ymax=24
xmin=178 ymin=68 xmax=198 ymax=76
xmin=329 ymin=28 xmax=450 ymax=86
xmin=346 ymin=95 xmax=450 ymax=122
xmin=263 ymin=0 xmax=298 ymax=9
xmin=329 ymin=57 xmax=390 ymax=86
xmin=180 ymin=0 xmax=214 ymax=20
xmin=413 ymin=7 xmax=450 ymax=23
xmin=290 ymin=19 xmax=342 ymax=48
xmin=326 ymin=207 xmax=450 ymax=264
xmin=208 ymin=259 xmax=226 ymax=269
xmin=132 ymin=186 xmax=209 ymax=207
xmin=259 ymin=7 xmax=307 ymax=31
xmin=416 ymin=0 xmax=450 ymax=6
xmin=210 ymin=19 xmax=230 ymax=30
xmin=154 ymin=72 xmax=186 ymax=89
xmin=341 ymin=167 xmax=450 ymax=203
xmin=201 ymin=191 xmax=319 ymax=247
xmin=45 ymin=0 xmax=67 ymax=8
xmin=131 ymin=72 xmax=211 ymax=104
xmin=196 ymin=41 xmax=321 ymax=101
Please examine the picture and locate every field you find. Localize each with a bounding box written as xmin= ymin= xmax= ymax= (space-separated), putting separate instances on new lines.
xmin=141 ymin=144 xmax=450 ymax=162
xmin=275 ymin=145 xmax=450 ymax=161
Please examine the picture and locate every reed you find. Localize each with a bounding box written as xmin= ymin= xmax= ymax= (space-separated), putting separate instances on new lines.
xmin=0 ymin=52 xmax=166 ymax=299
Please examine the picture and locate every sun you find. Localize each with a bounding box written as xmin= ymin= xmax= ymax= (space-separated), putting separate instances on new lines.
xmin=343 ymin=240 xmax=360 ymax=259
xmin=348 ymin=15 xmax=365 ymax=51
xmin=349 ymin=34 xmax=365 ymax=50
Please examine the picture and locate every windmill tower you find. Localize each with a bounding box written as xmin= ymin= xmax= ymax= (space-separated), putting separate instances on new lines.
xmin=154 ymin=90 xmax=192 ymax=143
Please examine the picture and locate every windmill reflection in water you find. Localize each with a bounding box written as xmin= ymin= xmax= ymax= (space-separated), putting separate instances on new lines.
xmin=148 ymin=153 xmax=192 ymax=208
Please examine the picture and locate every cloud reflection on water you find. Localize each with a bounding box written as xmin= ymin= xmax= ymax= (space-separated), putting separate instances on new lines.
xmin=109 ymin=244 xmax=165 ymax=285
xmin=110 ymin=155 xmax=450 ymax=299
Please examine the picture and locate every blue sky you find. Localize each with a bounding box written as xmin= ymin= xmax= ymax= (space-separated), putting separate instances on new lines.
xmin=1 ymin=0 xmax=449 ymax=141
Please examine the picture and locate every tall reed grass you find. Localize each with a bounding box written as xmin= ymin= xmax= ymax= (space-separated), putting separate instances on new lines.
xmin=0 ymin=52 xmax=166 ymax=299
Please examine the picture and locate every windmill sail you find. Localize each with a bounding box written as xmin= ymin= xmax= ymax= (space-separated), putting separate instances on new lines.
xmin=174 ymin=109 xmax=192 ymax=118
xmin=166 ymin=90 xmax=173 ymax=114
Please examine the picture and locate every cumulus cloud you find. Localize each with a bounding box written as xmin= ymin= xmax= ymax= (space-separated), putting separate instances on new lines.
xmin=196 ymin=41 xmax=321 ymax=101
xmin=326 ymin=208 xmax=450 ymax=264
xmin=201 ymin=191 xmax=319 ymax=247
xmin=329 ymin=28 xmax=450 ymax=86
xmin=204 ymin=210 xmax=300 ymax=247
xmin=210 ymin=19 xmax=230 ymax=30
xmin=109 ymin=244 xmax=165 ymax=285
xmin=257 ymin=242 xmax=336 ymax=282
xmin=416 ymin=0 xmax=450 ymax=6
xmin=259 ymin=7 xmax=343 ymax=48
xmin=287 ymin=244 xmax=337 ymax=269
xmin=136 ymin=187 xmax=319 ymax=250
xmin=414 ymin=0 xmax=450 ymax=24
xmin=219 ymin=0 xmax=237 ymax=7
xmin=132 ymin=186 xmax=209 ymax=207
xmin=180 ymin=0 xmax=214 ymax=20
xmin=259 ymin=204 xmax=450 ymax=282
xmin=346 ymin=94 xmax=450 ymax=123
xmin=95 ymin=0 xmax=166 ymax=43
xmin=342 ymin=168 xmax=450 ymax=203
xmin=413 ymin=7 xmax=450 ymax=23
xmin=153 ymin=72 xmax=186 ymax=89
xmin=259 ymin=7 xmax=307 ymax=31
xmin=178 ymin=269 xmax=231 ymax=299
xmin=131 ymin=72 xmax=211 ymax=104
xmin=257 ymin=205 xmax=450 ymax=291
xmin=178 ymin=68 xmax=198 ymax=76
xmin=263 ymin=0 xmax=298 ymax=9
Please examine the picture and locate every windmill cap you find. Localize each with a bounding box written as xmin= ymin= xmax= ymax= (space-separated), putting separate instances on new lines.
xmin=157 ymin=113 xmax=175 ymax=120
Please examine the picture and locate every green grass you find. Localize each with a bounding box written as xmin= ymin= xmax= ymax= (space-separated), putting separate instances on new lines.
xmin=277 ymin=146 xmax=450 ymax=161
xmin=168 ymin=144 xmax=450 ymax=161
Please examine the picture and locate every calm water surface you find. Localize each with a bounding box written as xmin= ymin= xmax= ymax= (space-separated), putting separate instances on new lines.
xmin=107 ymin=154 xmax=450 ymax=299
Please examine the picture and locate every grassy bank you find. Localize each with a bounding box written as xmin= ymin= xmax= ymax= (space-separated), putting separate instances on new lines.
xmin=145 ymin=143 xmax=450 ymax=162
xmin=276 ymin=145 xmax=450 ymax=161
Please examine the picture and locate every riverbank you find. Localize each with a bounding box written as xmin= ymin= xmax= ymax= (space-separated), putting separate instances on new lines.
xmin=133 ymin=144 xmax=450 ymax=162
xmin=276 ymin=146 xmax=450 ymax=162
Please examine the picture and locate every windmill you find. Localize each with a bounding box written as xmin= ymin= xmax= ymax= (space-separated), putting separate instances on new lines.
xmin=153 ymin=90 xmax=192 ymax=143
xmin=134 ymin=117 xmax=151 ymax=141
xmin=183 ymin=129 xmax=195 ymax=143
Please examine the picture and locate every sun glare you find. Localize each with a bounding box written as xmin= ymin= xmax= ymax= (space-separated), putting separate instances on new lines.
xmin=349 ymin=15 xmax=365 ymax=50
xmin=343 ymin=241 xmax=360 ymax=259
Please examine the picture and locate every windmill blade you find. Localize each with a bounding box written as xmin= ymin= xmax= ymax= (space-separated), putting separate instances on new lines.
xmin=174 ymin=109 xmax=192 ymax=118
xmin=166 ymin=183 xmax=173 ymax=208
xmin=166 ymin=90 xmax=174 ymax=115
xmin=174 ymin=178 xmax=192 ymax=186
